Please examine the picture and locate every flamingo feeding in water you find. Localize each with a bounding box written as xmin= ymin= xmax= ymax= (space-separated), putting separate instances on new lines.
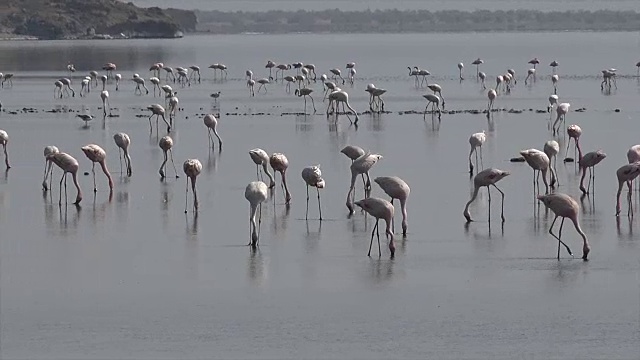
xmin=159 ymin=135 xmax=179 ymax=179
xmin=615 ymin=162 xmax=640 ymax=216
xmin=113 ymin=133 xmax=132 ymax=177
xmin=100 ymin=90 xmax=111 ymax=116
xmin=183 ymin=159 xmax=203 ymax=213
xmin=270 ymin=153 xmax=292 ymax=205
xmin=326 ymin=90 xmax=359 ymax=124
xmin=354 ymin=197 xmax=395 ymax=258
xmin=301 ymin=165 xmax=325 ymax=220
xmin=520 ymin=149 xmax=550 ymax=194
xmin=81 ymin=144 xmax=114 ymax=193
xmin=537 ymin=193 xmax=590 ymax=260
xmin=245 ymin=181 xmax=269 ymax=247
xmin=42 ymin=145 xmax=59 ymax=190
xmin=471 ymin=58 xmax=483 ymax=79
xmin=203 ymin=114 xmax=223 ymax=151
xmin=0 ymin=130 xmax=9 ymax=169
xmin=552 ymin=103 xmax=570 ymax=135
xmin=374 ymin=176 xmax=410 ymax=236
xmin=423 ymin=94 xmax=441 ymax=120
xmin=346 ymin=152 xmax=383 ymax=213
xmin=294 ymin=88 xmax=316 ymax=113
xmin=249 ymin=148 xmax=275 ymax=187
xmin=463 ymin=168 xmax=510 ymax=223
xmin=543 ymin=140 xmax=560 ymax=187
xmin=468 ymin=130 xmax=486 ymax=174
xmin=147 ymin=104 xmax=171 ymax=133
xmin=48 ymin=152 xmax=82 ymax=205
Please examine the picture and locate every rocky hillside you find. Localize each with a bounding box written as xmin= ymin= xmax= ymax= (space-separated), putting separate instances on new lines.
xmin=0 ymin=0 xmax=196 ymax=39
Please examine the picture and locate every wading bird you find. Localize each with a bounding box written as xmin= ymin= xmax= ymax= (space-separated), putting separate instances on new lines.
xmin=249 ymin=148 xmax=275 ymax=187
xmin=463 ymin=168 xmax=509 ymax=223
xmin=159 ymin=135 xmax=179 ymax=179
xmin=537 ymin=193 xmax=590 ymax=260
xmin=0 ymin=130 xmax=9 ymax=169
xmin=183 ymin=159 xmax=203 ymax=213
xmin=81 ymin=144 xmax=114 ymax=193
xmin=374 ymin=176 xmax=410 ymax=236
xmin=354 ymin=197 xmax=395 ymax=258
xmin=270 ymin=153 xmax=292 ymax=205
xmin=42 ymin=145 xmax=59 ymax=190
xmin=346 ymin=152 xmax=382 ymax=213
xmin=245 ymin=181 xmax=269 ymax=247
xmin=301 ymin=165 xmax=325 ymax=220
xmin=520 ymin=149 xmax=550 ymax=194
xmin=203 ymin=114 xmax=223 ymax=151
xmin=615 ymin=162 xmax=640 ymax=216
xmin=48 ymin=152 xmax=82 ymax=205
xmin=468 ymin=130 xmax=486 ymax=174
xmin=113 ymin=133 xmax=132 ymax=177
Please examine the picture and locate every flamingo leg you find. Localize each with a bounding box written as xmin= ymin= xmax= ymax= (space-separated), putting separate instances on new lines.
xmin=367 ymin=220 xmax=378 ymax=257
xmin=169 ymin=149 xmax=179 ymax=178
xmin=159 ymin=151 xmax=167 ymax=178
xmin=492 ymin=184 xmax=506 ymax=222
xmin=184 ymin=176 xmax=189 ymax=213
xmin=92 ymin=162 xmax=97 ymax=192
xmin=305 ymin=185 xmax=309 ymax=220
xmin=317 ymin=187 xmax=322 ymax=221
xmin=548 ymin=215 xmax=573 ymax=258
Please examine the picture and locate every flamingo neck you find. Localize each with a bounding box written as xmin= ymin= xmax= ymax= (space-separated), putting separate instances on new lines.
xmin=100 ymin=161 xmax=114 ymax=190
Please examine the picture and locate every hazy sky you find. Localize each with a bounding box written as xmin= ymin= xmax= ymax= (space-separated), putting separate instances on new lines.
xmin=130 ymin=0 xmax=640 ymax=12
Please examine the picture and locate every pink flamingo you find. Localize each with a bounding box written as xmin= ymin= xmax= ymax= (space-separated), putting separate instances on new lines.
xmin=354 ymin=197 xmax=395 ymax=258
xmin=48 ymin=152 xmax=82 ymax=205
xmin=183 ymin=159 xmax=202 ymax=213
xmin=463 ymin=168 xmax=510 ymax=223
xmin=468 ymin=130 xmax=486 ymax=174
xmin=113 ymin=133 xmax=132 ymax=177
xmin=42 ymin=145 xmax=59 ymax=190
xmin=158 ymin=136 xmax=179 ymax=179
xmin=616 ymin=162 xmax=640 ymax=216
xmin=578 ymin=149 xmax=606 ymax=195
xmin=270 ymin=153 xmax=292 ymax=205
xmin=537 ymin=193 xmax=590 ymax=260
xmin=245 ymin=181 xmax=269 ymax=246
xmin=564 ymin=124 xmax=581 ymax=160
xmin=552 ymin=103 xmax=570 ymax=135
xmin=301 ymin=165 xmax=325 ymax=220
xmin=0 ymin=130 xmax=9 ymax=169
xmin=203 ymin=114 xmax=223 ymax=151
xmin=81 ymin=144 xmax=114 ymax=193
xmin=520 ymin=149 xmax=550 ymax=194
xmin=346 ymin=152 xmax=383 ymax=213
xmin=543 ymin=140 xmax=560 ymax=187
xmin=374 ymin=176 xmax=410 ymax=236
xmin=249 ymin=148 xmax=275 ymax=187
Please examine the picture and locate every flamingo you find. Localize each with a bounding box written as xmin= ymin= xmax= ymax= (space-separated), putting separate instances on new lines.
xmin=422 ymin=93 xmax=441 ymax=121
xmin=543 ymin=140 xmax=560 ymax=187
xmin=552 ymin=103 xmax=570 ymax=135
xmin=270 ymin=153 xmax=292 ymax=205
xmin=203 ymin=114 xmax=223 ymax=151
xmin=329 ymin=68 xmax=345 ymax=84
xmin=616 ymin=162 xmax=640 ymax=216
xmin=100 ymin=90 xmax=111 ymax=116
xmin=265 ymin=60 xmax=276 ymax=80
xmin=245 ymin=181 xmax=269 ymax=247
xmin=468 ymin=130 xmax=486 ymax=174
xmin=528 ymin=57 xmax=540 ymax=69
xmin=77 ymin=114 xmax=94 ymax=127
xmin=59 ymin=78 xmax=75 ymax=97
xmin=520 ymin=149 xmax=550 ymax=194
xmin=168 ymin=95 xmax=179 ymax=119
xmin=0 ymin=130 xmax=9 ymax=169
xmin=301 ymin=165 xmax=325 ymax=220
xmin=495 ymin=75 xmax=503 ymax=94
xmin=547 ymin=94 xmax=559 ymax=113
xmin=303 ymin=64 xmax=317 ymax=80
xmin=626 ymin=145 xmax=640 ymax=191
xmin=457 ymin=62 xmax=464 ymax=80
xmin=551 ymin=74 xmax=559 ymax=94
xmin=537 ymin=193 xmax=590 ymax=260
xmin=188 ymin=65 xmax=201 ymax=82
xmin=294 ymin=88 xmax=316 ymax=113
xmin=487 ymin=89 xmax=497 ymax=113
xmin=275 ymin=64 xmax=291 ymax=81
xmin=293 ymin=62 xmax=304 ymax=74
xmin=246 ymin=69 xmax=253 ymax=80
xmin=48 ymin=152 xmax=82 ymax=205
xmin=471 ymin=58 xmax=483 ymax=79
xmin=578 ymin=149 xmax=606 ymax=195
xmin=150 ymin=62 xmax=163 ymax=77
xmin=89 ymin=71 xmax=99 ymax=87
xmin=164 ymin=66 xmax=176 ymax=82
xmin=67 ymin=63 xmax=76 ymax=73
xmin=284 ymin=75 xmax=295 ymax=92
xmin=79 ymin=77 xmax=89 ymax=96
xmin=113 ymin=133 xmax=132 ymax=177
xmin=408 ymin=66 xmax=420 ymax=87
xmin=147 ymin=104 xmax=171 ymax=133
xmin=550 ymin=60 xmax=559 ymax=74
xmin=210 ymin=91 xmax=221 ymax=104
xmin=256 ymin=78 xmax=270 ymax=93
xmin=564 ymin=124 xmax=581 ymax=160
xmin=100 ymin=75 xmax=107 ymax=91
xmin=478 ymin=71 xmax=487 ymax=89
xmin=149 ymin=77 xmax=161 ymax=97
xmin=354 ymin=197 xmax=395 ymax=258
xmin=524 ymin=68 xmax=536 ymax=85
xmin=374 ymin=176 xmax=410 ymax=236
xmin=323 ymin=81 xmax=337 ymax=99
xmin=158 ymin=136 xmax=179 ymax=179
xmin=249 ymin=148 xmax=275 ymax=187
xmin=102 ymin=62 xmax=116 ymax=78
xmin=347 ymin=67 xmax=356 ymax=84
xmin=2 ymin=73 xmax=14 ymax=87
xmin=346 ymin=152 xmax=382 ymax=213
xmin=183 ymin=159 xmax=203 ymax=213
xmin=42 ymin=145 xmax=59 ymax=191
xmin=326 ymin=90 xmax=359 ymax=124
xmin=54 ymin=80 xmax=63 ymax=98
xmin=114 ymin=74 xmax=121 ymax=91
xmin=247 ymin=78 xmax=255 ymax=96
xmin=426 ymin=83 xmax=445 ymax=107
xmin=133 ymin=75 xmax=149 ymax=95
xmin=81 ymin=144 xmax=113 ymax=193
xmin=341 ymin=145 xmax=365 ymax=163
xmin=463 ymin=168 xmax=510 ymax=223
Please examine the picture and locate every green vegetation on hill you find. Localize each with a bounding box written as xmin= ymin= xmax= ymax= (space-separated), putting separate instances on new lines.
xmin=0 ymin=0 xmax=196 ymax=39
xmin=195 ymin=9 xmax=640 ymax=33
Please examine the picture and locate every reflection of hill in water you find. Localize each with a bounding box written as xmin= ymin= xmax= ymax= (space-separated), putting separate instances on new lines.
xmin=195 ymin=9 xmax=640 ymax=34
xmin=131 ymin=0 xmax=640 ymax=13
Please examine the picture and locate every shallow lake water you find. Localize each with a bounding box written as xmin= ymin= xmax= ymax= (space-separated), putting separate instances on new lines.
xmin=0 ymin=32 xmax=639 ymax=359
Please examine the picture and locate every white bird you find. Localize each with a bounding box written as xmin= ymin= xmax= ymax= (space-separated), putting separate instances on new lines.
xmin=346 ymin=152 xmax=383 ymax=213
xmin=327 ymin=90 xmax=358 ymax=124
xmin=457 ymin=62 xmax=464 ymax=80
xmin=81 ymin=144 xmax=114 ymax=193
xmin=487 ymin=89 xmax=497 ymax=114
xmin=270 ymin=153 xmax=292 ymax=205
xmin=616 ymin=162 xmax=640 ymax=216
xmin=301 ymin=165 xmax=325 ymax=220
xmin=374 ymin=176 xmax=410 ymax=236
xmin=76 ymin=114 xmax=94 ymax=127
xmin=48 ymin=152 xmax=82 ymax=205
xmin=188 ymin=65 xmax=201 ymax=82
xmin=294 ymin=88 xmax=316 ymax=113
xmin=552 ymin=103 xmax=570 ymax=135
xmin=547 ymin=94 xmax=559 ymax=113
xmin=354 ymin=197 xmax=395 ymax=258
xmin=468 ymin=131 xmax=486 ymax=174
xmin=249 ymin=148 xmax=275 ymax=187
xmin=183 ymin=159 xmax=203 ymax=213
xmin=100 ymin=90 xmax=111 ymax=116
xmin=113 ymin=133 xmax=132 ymax=177
xmin=159 ymin=136 xmax=179 ymax=179
xmin=520 ymin=149 xmax=550 ymax=194
xmin=543 ymin=140 xmax=560 ymax=187
xmin=114 ymin=74 xmax=121 ymax=91
xmin=463 ymin=168 xmax=510 ymax=223
xmin=147 ymin=104 xmax=171 ymax=133
xmin=524 ymin=68 xmax=536 ymax=85
xmin=149 ymin=77 xmax=161 ymax=97
xmin=423 ymin=93 xmax=441 ymax=120
xmin=168 ymin=95 xmax=179 ymax=119
xmin=0 ymin=130 xmax=10 ymax=169
xmin=537 ymin=193 xmax=590 ymax=260
xmin=245 ymin=181 xmax=269 ymax=247
xmin=551 ymin=74 xmax=559 ymax=94
xmin=42 ymin=145 xmax=59 ymax=190
xmin=59 ymin=78 xmax=75 ymax=97
xmin=203 ymin=114 xmax=223 ymax=151
xmin=256 ymin=78 xmax=270 ymax=93
xmin=133 ymin=75 xmax=149 ymax=95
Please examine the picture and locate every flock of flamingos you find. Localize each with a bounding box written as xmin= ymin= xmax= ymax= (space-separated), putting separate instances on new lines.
xmin=1 ymin=57 xmax=640 ymax=261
